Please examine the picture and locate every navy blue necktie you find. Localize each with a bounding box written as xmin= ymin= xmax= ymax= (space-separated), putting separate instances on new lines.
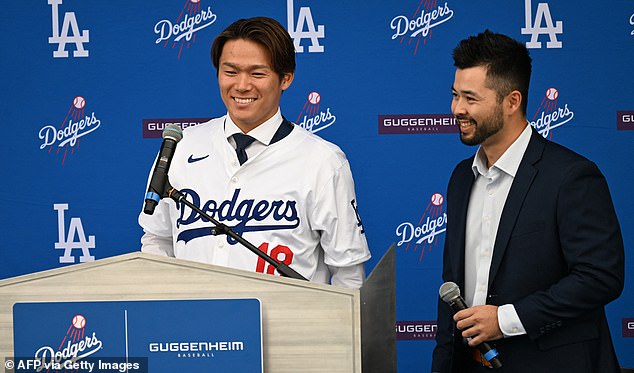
xmin=233 ymin=133 xmax=256 ymax=165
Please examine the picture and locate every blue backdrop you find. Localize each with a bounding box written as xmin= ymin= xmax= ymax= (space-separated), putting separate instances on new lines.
xmin=1 ymin=0 xmax=632 ymax=371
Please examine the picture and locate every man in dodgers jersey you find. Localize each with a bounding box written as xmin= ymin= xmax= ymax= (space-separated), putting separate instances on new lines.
xmin=139 ymin=17 xmax=371 ymax=288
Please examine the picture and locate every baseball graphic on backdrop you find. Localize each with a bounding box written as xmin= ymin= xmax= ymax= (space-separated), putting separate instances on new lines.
xmin=308 ymin=91 xmax=321 ymax=105
xmin=431 ymin=193 xmax=444 ymax=206
xmin=72 ymin=314 xmax=86 ymax=329
xmin=545 ymin=87 xmax=558 ymax=101
xmin=73 ymin=96 xmax=86 ymax=109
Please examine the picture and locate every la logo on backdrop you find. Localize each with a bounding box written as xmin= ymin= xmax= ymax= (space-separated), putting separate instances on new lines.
xmin=521 ymin=0 xmax=564 ymax=49
xmin=153 ymin=0 xmax=218 ymax=59
xmin=287 ymin=0 xmax=325 ymax=53
xmin=54 ymin=203 xmax=96 ymax=265
xmin=389 ymin=1 xmax=455 ymax=55
xmin=48 ymin=0 xmax=89 ymax=58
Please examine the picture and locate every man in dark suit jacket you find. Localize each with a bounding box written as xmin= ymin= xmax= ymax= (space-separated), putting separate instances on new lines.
xmin=431 ymin=30 xmax=625 ymax=373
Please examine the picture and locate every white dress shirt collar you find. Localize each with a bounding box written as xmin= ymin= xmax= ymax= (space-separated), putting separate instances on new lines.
xmin=224 ymin=109 xmax=284 ymax=146
xmin=471 ymin=123 xmax=533 ymax=178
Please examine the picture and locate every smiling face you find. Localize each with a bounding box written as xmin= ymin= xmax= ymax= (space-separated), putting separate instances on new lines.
xmin=451 ymin=65 xmax=505 ymax=147
xmin=217 ymin=38 xmax=294 ymax=133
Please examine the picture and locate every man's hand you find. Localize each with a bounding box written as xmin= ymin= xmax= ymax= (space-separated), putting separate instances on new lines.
xmin=454 ymin=305 xmax=503 ymax=346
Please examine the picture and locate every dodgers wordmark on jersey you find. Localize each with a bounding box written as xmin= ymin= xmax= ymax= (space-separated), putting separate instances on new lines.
xmin=138 ymin=114 xmax=371 ymax=285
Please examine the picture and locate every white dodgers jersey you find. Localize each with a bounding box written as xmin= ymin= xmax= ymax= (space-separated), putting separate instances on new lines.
xmin=139 ymin=115 xmax=370 ymax=283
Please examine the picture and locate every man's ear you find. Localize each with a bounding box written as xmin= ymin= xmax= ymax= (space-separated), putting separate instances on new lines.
xmin=506 ymin=90 xmax=522 ymax=114
xmin=280 ymin=72 xmax=294 ymax=91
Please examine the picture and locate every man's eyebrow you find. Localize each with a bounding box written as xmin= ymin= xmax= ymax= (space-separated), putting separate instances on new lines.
xmin=221 ymin=62 xmax=271 ymax=70
xmin=452 ymin=86 xmax=481 ymax=98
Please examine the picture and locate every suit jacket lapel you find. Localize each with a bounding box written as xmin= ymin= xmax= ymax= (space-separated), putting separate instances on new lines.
xmin=488 ymin=129 xmax=545 ymax=286
xmin=452 ymin=159 xmax=476 ymax=288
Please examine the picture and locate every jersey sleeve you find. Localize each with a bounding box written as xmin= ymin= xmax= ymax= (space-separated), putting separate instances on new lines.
xmin=140 ymin=228 xmax=175 ymax=257
xmin=328 ymin=262 xmax=366 ymax=288
xmin=310 ymin=157 xmax=371 ymax=270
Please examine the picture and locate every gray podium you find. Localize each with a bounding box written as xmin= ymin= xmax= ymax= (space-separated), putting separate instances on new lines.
xmin=0 ymin=246 xmax=395 ymax=373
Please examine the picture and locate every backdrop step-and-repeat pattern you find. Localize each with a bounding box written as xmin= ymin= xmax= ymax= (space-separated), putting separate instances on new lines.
xmin=1 ymin=0 xmax=632 ymax=370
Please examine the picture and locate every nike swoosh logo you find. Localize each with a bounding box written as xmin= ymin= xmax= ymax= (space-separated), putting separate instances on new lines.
xmin=187 ymin=154 xmax=210 ymax=163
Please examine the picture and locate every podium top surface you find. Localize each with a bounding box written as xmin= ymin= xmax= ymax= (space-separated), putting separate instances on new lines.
xmin=0 ymin=252 xmax=358 ymax=296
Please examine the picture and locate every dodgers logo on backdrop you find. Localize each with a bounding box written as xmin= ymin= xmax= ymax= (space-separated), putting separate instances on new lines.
xmin=630 ymin=13 xmax=634 ymax=36
xmin=287 ymin=0 xmax=325 ymax=53
xmin=390 ymin=1 xmax=454 ymax=55
xmin=38 ymin=96 xmax=101 ymax=165
xmin=295 ymin=91 xmax=336 ymax=133
xmin=26 ymin=314 xmax=103 ymax=371
xmin=395 ymin=193 xmax=447 ymax=262
xmin=54 ymin=203 xmax=96 ymax=264
xmin=154 ymin=0 xmax=218 ymax=59
xmin=529 ymin=87 xmax=575 ymax=137
xmin=521 ymin=0 xmax=563 ymax=49
xmin=48 ymin=0 xmax=89 ymax=58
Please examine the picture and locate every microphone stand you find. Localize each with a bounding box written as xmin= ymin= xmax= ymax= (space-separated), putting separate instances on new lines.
xmin=164 ymin=183 xmax=308 ymax=281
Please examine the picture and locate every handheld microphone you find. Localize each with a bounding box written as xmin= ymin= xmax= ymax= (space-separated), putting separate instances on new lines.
xmin=439 ymin=281 xmax=503 ymax=369
xmin=143 ymin=124 xmax=183 ymax=215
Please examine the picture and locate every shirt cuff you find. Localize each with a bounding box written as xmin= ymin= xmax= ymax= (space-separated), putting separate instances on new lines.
xmin=328 ymin=263 xmax=366 ymax=289
xmin=497 ymin=304 xmax=527 ymax=337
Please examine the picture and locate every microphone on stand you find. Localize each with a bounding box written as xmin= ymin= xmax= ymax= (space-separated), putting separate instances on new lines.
xmin=439 ymin=281 xmax=503 ymax=369
xmin=143 ymin=124 xmax=183 ymax=215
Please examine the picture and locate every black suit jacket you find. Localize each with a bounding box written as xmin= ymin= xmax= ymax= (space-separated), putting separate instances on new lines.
xmin=432 ymin=129 xmax=625 ymax=373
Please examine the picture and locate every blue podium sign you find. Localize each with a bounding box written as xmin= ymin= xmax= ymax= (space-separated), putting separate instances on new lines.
xmin=12 ymin=299 xmax=263 ymax=373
